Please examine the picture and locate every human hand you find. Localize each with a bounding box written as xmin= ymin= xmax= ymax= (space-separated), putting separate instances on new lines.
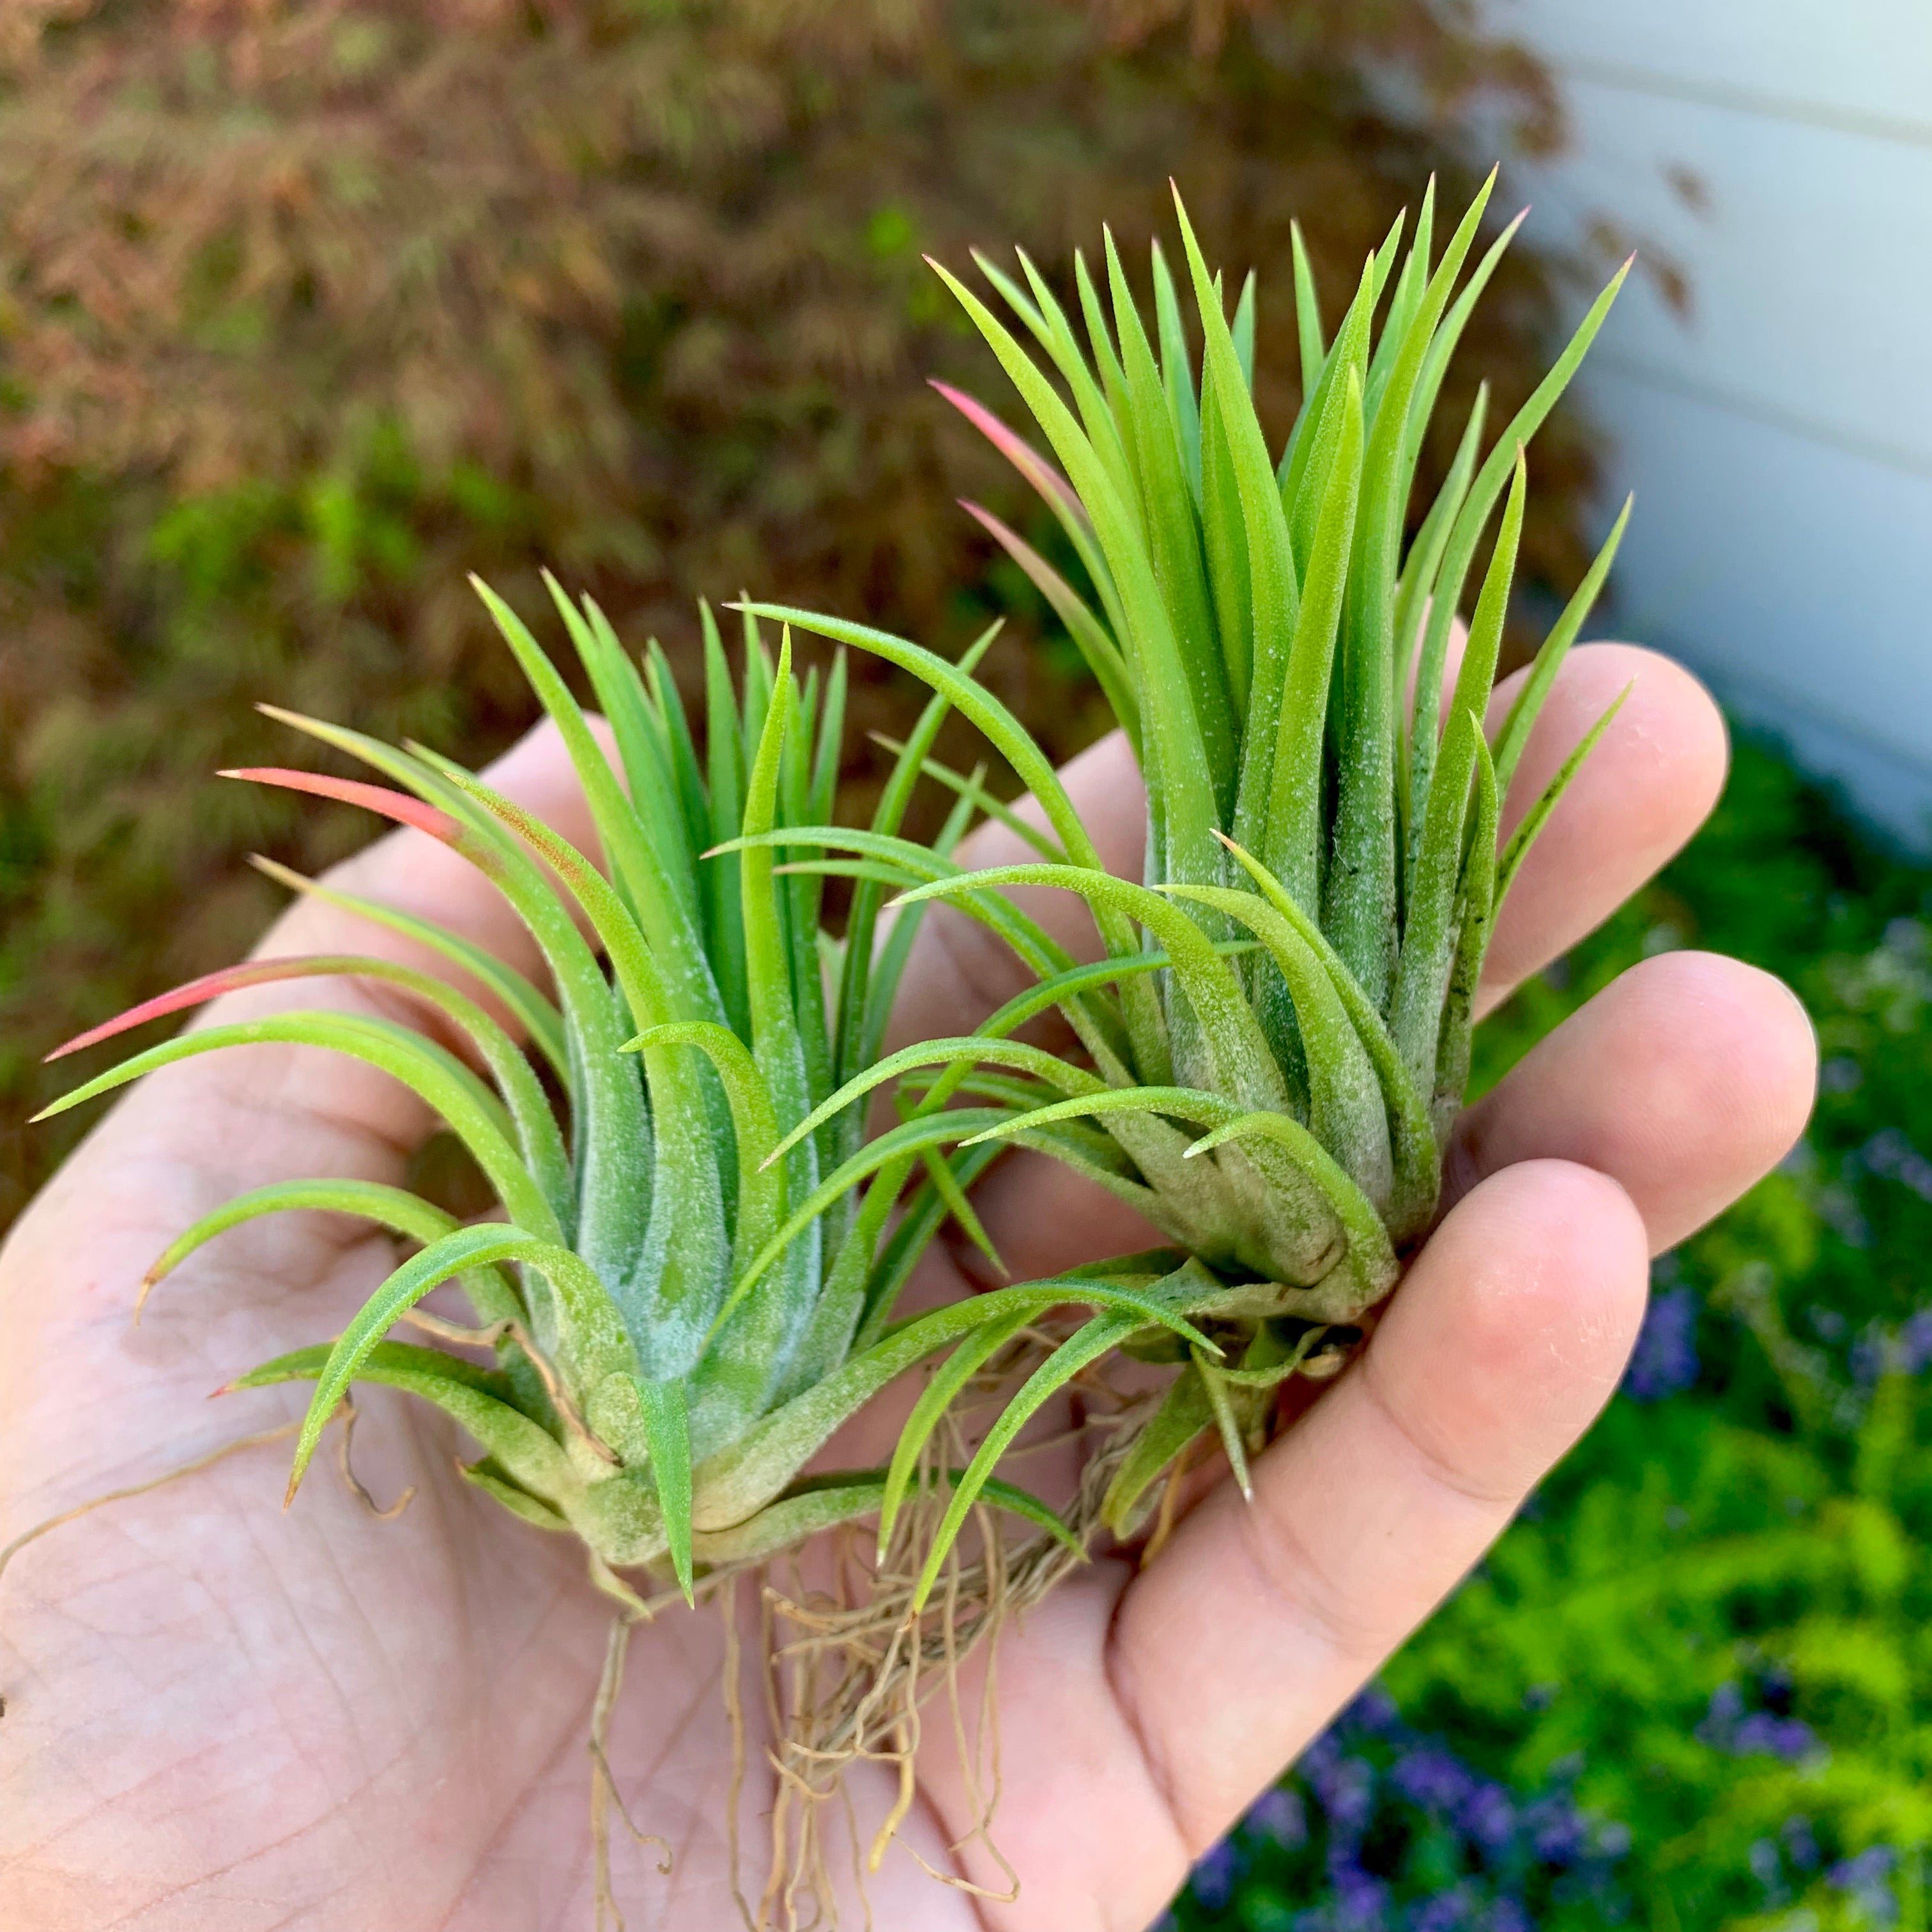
xmin=0 ymin=642 xmax=1814 ymax=1930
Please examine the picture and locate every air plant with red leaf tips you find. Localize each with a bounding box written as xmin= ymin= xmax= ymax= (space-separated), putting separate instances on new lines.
xmin=37 ymin=584 xmax=1228 ymax=1603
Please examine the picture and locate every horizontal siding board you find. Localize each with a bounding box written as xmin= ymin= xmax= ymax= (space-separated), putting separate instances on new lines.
xmin=1582 ymin=364 xmax=1932 ymax=827
xmin=1487 ymin=0 xmax=1932 ymax=834
xmin=1499 ymin=79 xmax=1932 ymax=466
xmin=1487 ymin=0 xmax=1932 ymax=137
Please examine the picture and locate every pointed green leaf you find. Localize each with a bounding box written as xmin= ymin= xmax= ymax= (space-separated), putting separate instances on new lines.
xmin=892 ymin=861 xmax=1287 ymax=1110
xmin=38 ymin=1012 xmax=560 ymax=1243
xmin=1164 ymin=883 xmax=1393 ymax=1211
xmin=635 ymin=1376 xmax=694 ymax=1601
xmin=691 ymin=1262 xmax=1225 ymax=1532
xmin=1497 ymin=684 xmax=1632 ymax=907
xmin=284 ymin=1223 xmax=634 ymax=1499
xmin=1494 ymin=496 xmax=1632 ymax=792
xmin=910 ymin=1310 xmax=1140 ymax=1610
xmin=1181 ymin=1110 xmax=1399 ymax=1314
xmin=247 ymin=856 xmax=568 ymax=1085
xmin=876 ymin=1305 xmax=1033 ymax=1556
xmin=1213 ymin=834 xmax=1439 ymax=1234
xmin=1101 ymin=1360 xmax=1215 ymax=1536
xmin=1398 ymin=381 xmax=1489 ymax=864
xmin=1290 ymin=220 xmax=1323 ymax=397
xmin=1407 ymin=257 xmax=1632 ymax=838
xmin=471 ymin=577 xmax=721 ymax=1023
xmin=1262 ymin=365 xmax=1363 ymax=910
xmin=960 ymin=502 xmax=1138 ymax=748
xmin=240 ymin=1338 xmax=581 ymax=1511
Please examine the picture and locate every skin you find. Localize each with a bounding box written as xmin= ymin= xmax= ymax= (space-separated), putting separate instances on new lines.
xmin=0 ymin=641 xmax=1816 ymax=1931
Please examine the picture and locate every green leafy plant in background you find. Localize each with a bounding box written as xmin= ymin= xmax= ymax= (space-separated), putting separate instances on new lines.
xmin=1163 ymin=739 xmax=1932 ymax=1929
xmin=744 ymin=179 xmax=1631 ymax=1577
xmin=0 ymin=0 xmax=1605 ymax=1228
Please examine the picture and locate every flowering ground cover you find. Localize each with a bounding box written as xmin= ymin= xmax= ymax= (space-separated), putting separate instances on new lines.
xmin=1167 ymin=734 xmax=1932 ymax=1930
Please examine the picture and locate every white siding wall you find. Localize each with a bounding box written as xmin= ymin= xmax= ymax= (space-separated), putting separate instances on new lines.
xmin=1483 ymin=1 xmax=1932 ymax=842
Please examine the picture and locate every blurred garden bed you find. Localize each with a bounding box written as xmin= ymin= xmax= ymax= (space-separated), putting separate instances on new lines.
xmin=1168 ymin=736 xmax=1932 ymax=1931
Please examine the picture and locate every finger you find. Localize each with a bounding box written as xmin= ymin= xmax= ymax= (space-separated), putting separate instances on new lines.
xmin=1481 ymin=643 xmax=1727 ymax=1009
xmin=884 ymin=730 xmax=1143 ymax=1054
xmin=1446 ymin=949 xmax=1817 ymax=1251
xmin=940 ymin=1161 xmax=1647 ymax=1927
xmin=1109 ymin=1162 xmax=1648 ymax=1847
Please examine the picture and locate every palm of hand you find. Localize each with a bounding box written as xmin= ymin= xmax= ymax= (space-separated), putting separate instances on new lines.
xmin=0 ymin=647 xmax=1814 ymax=1931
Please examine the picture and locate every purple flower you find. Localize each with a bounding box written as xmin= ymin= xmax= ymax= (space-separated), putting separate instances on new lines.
xmin=1287 ymin=1686 xmax=1637 ymax=1926
xmin=1411 ymin=1888 xmax=1476 ymax=1931
xmin=1853 ymin=1323 xmax=1889 ymax=1386
xmin=1310 ymin=1753 xmax=1377 ymax=1837
xmin=1860 ymin=1128 xmax=1932 ymax=1203
xmin=1782 ymin=1815 xmax=1821 ymax=1869
xmin=1900 ymin=1307 xmax=1932 ymax=1374
xmin=1329 ymin=1859 xmax=1390 ymax=1930
xmin=1524 ymin=1796 xmax=1589 ymax=1865
xmin=1457 ymin=1781 xmax=1516 ymax=1854
xmin=1698 ymin=1681 xmax=1820 ymax=1763
xmin=1829 ymin=1846 xmax=1902 ymax=1926
xmin=1188 ymin=1839 xmax=1238 ymax=1912
xmin=1244 ymin=1784 xmax=1308 ymax=1849
xmin=1733 ymin=1713 xmax=1820 ymax=1763
xmin=1830 ymin=1846 xmax=1897 ymax=1892
xmin=1699 ymin=1680 xmax=1746 ymax=1738
xmin=1340 ymin=1684 xmax=1402 ymax=1736
xmin=1623 ymin=1285 xmax=1700 ymax=1401
xmin=1393 ymin=1745 xmax=1476 ymax=1814
xmin=1300 ymin=1729 xmax=1343 ymax=1781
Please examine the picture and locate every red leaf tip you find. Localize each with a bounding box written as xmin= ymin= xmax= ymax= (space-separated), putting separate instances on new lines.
xmin=224 ymin=768 xmax=462 ymax=845
xmin=44 ymin=955 xmax=361 ymax=1061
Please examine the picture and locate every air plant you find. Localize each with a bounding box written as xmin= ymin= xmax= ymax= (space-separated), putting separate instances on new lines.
xmin=733 ymin=175 xmax=1635 ymax=1577
xmin=34 ymin=582 xmax=1235 ymax=1609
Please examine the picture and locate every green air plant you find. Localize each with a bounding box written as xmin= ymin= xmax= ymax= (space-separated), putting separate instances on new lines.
xmin=31 ymin=581 xmax=1243 ymax=1615
xmin=731 ymin=176 xmax=1636 ymax=1589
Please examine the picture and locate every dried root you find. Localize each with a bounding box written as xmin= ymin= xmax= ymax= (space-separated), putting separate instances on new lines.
xmin=333 ymin=1395 xmax=416 ymax=1520
xmin=0 ymin=1418 xmax=305 ymax=1590
xmin=589 ymin=1599 xmax=673 ymax=1932
xmin=727 ymin=1346 xmax=1156 ymax=1931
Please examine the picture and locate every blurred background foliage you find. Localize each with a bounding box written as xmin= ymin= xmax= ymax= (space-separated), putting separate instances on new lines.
xmin=0 ymin=0 xmax=1596 ymax=1220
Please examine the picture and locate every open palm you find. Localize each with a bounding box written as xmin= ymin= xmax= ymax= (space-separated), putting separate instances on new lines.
xmin=0 ymin=641 xmax=1814 ymax=1931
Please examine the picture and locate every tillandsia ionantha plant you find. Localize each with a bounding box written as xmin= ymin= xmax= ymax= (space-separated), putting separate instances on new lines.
xmin=20 ymin=577 xmax=1249 ymax=1883
xmin=733 ymin=173 xmax=1637 ymax=1573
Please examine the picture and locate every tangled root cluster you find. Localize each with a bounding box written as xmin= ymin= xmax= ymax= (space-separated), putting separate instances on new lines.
xmin=590 ymin=1339 xmax=1159 ymax=1931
